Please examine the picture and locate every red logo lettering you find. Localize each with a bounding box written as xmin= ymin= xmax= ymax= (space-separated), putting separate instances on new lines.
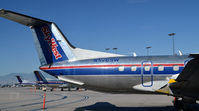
xmin=41 ymin=26 xmax=62 ymax=60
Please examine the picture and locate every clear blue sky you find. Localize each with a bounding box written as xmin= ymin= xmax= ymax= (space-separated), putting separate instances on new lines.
xmin=0 ymin=0 xmax=199 ymax=75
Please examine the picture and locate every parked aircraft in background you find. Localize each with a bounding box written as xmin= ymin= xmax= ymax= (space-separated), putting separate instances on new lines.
xmin=1 ymin=9 xmax=199 ymax=110
xmin=34 ymin=71 xmax=71 ymax=91
xmin=16 ymin=76 xmax=36 ymax=87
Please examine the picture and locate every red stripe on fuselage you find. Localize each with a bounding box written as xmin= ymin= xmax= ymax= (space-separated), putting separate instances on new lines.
xmin=40 ymin=64 xmax=139 ymax=70
xmin=40 ymin=63 xmax=184 ymax=70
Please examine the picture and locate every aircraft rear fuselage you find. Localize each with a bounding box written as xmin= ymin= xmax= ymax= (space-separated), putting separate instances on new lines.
xmin=40 ymin=55 xmax=190 ymax=93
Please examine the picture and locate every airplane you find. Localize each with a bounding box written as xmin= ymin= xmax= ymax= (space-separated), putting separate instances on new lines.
xmin=1 ymin=9 xmax=199 ymax=110
xmin=15 ymin=75 xmax=36 ymax=87
xmin=34 ymin=71 xmax=71 ymax=91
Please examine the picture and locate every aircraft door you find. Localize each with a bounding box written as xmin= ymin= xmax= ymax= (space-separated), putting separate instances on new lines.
xmin=141 ymin=61 xmax=153 ymax=87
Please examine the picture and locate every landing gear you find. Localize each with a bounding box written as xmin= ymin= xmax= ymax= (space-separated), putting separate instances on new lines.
xmin=173 ymin=97 xmax=196 ymax=111
xmin=61 ymin=88 xmax=64 ymax=91
xmin=173 ymin=97 xmax=183 ymax=110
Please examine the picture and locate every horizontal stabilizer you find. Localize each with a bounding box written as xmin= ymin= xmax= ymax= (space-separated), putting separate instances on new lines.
xmin=0 ymin=9 xmax=51 ymax=26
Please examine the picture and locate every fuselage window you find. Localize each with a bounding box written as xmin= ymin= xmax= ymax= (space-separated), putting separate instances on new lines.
xmin=173 ymin=65 xmax=179 ymax=71
xmin=118 ymin=66 xmax=124 ymax=71
xmin=131 ymin=66 xmax=137 ymax=71
xmin=158 ymin=65 xmax=164 ymax=71
xmin=144 ymin=65 xmax=150 ymax=71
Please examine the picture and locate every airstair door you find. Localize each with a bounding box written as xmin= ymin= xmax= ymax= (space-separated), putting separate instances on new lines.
xmin=141 ymin=61 xmax=153 ymax=87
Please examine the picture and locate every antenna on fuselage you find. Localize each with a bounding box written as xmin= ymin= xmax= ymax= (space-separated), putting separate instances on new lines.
xmin=133 ymin=52 xmax=137 ymax=57
xmin=178 ymin=50 xmax=183 ymax=56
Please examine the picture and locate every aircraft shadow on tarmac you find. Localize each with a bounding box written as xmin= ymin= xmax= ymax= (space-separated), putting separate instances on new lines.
xmin=74 ymin=102 xmax=177 ymax=111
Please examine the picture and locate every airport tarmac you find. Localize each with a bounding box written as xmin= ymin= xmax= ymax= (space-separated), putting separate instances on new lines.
xmin=0 ymin=87 xmax=199 ymax=111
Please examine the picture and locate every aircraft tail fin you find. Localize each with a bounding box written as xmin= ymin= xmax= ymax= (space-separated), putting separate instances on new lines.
xmin=0 ymin=9 xmax=76 ymax=65
xmin=34 ymin=71 xmax=47 ymax=82
xmin=0 ymin=9 xmax=124 ymax=65
xmin=16 ymin=76 xmax=23 ymax=83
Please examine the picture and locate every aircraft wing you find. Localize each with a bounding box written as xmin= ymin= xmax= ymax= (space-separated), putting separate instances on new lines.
xmin=170 ymin=55 xmax=199 ymax=98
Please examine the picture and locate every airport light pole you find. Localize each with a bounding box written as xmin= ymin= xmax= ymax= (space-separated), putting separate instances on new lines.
xmin=105 ymin=48 xmax=110 ymax=52
xmin=168 ymin=33 xmax=176 ymax=55
xmin=113 ymin=48 xmax=118 ymax=54
xmin=146 ymin=46 xmax=152 ymax=56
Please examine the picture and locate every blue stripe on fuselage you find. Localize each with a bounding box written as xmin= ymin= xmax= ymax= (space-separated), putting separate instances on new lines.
xmin=37 ymin=81 xmax=65 ymax=85
xmin=42 ymin=66 xmax=184 ymax=76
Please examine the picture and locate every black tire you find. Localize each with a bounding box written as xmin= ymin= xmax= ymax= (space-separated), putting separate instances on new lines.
xmin=173 ymin=100 xmax=183 ymax=110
